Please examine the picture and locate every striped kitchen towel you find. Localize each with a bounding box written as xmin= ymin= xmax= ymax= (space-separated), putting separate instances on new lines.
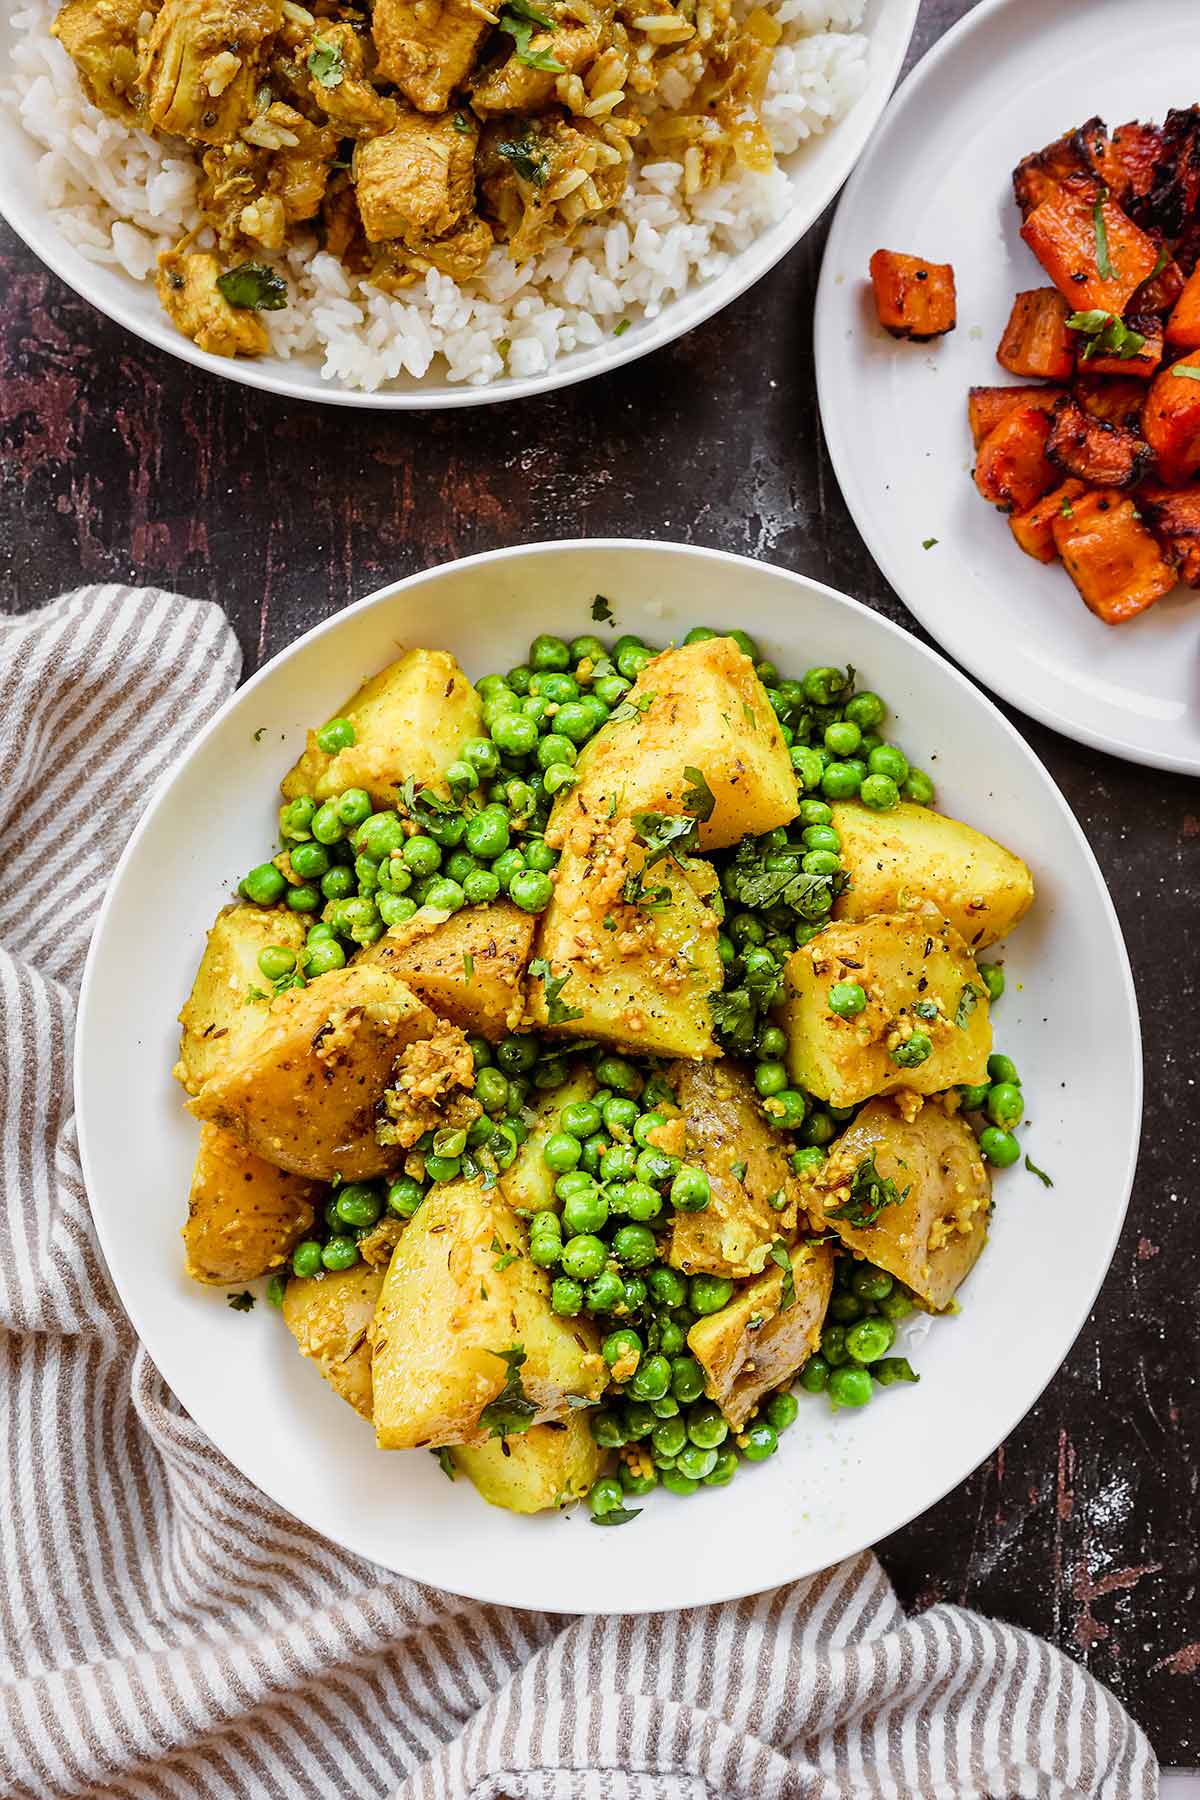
xmin=0 ymin=586 xmax=1158 ymax=1800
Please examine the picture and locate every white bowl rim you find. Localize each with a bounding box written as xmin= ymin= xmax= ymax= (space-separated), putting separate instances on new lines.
xmin=74 ymin=538 xmax=1143 ymax=1608
xmin=0 ymin=1 xmax=917 ymax=410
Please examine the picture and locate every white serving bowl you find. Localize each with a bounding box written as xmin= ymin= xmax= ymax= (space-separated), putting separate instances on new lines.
xmin=0 ymin=0 xmax=915 ymax=408
xmin=76 ymin=541 xmax=1141 ymax=1612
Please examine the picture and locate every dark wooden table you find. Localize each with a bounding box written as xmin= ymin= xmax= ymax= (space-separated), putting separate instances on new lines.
xmin=2 ymin=0 xmax=1197 ymax=1762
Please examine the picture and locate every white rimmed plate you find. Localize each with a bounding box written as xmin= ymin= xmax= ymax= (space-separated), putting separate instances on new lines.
xmin=76 ymin=540 xmax=1141 ymax=1612
xmin=815 ymin=0 xmax=1200 ymax=773
xmin=0 ymin=0 xmax=915 ymax=408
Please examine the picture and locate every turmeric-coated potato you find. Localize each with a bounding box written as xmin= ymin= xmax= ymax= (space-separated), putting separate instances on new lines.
xmin=371 ymin=1179 xmax=607 ymax=1450
xmin=688 ymin=1240 xmax=834 ymax=1430
xmin=830 ymin=802 xmax=1034 ymax=952
xmin=451 ymin=1412 xmax=603 ymax=1513
xmin=357 ymin=900 xmax=535 ymax=1039
xmin=281 ymin=648 xmax=481 ymax=812
xmin=282 ymin=1262 xmax=384 ymax=1420
xmin=188 ymin=965 xmax=438 ymax=1181
xmin=665 ymin=1058 xmax=802 ymax=1278
xmin=175 ymin=904 xmax=308 ymax=1097
xmin=778 ymin=912 xmax=991 ymax=1108
xmin=527 ymin=816 xmax=722 ymax=1058
xmin=805 ymin=1097 xmax=990 ymax=1311
xmin=183 ymin=1124 xmax=319 ymax=1285
xmin=548 ymin=636 xmax=798 ymax=852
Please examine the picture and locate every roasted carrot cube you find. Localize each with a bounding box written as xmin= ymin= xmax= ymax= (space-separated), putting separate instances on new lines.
xmin=967 ymin=384 xmax=1065 ymax=448
xmin=869 ymin=250 xmax=957 ymax=340
xmin=1139 ymin=483 xmax=1200 ymax=587
xmin=1144 ymin=350 xmax=1200 ymax=485
xmin=1111 ymin=120 xmax=1164 ymax=214
xmin=1132 ymin=252 xmax=1184 ymax=316
xmin=1046 ymin=395 xmax=1152 ymax=488
xmin=996 ymin=289 xmax=1075 ymax=380
xmin=1072 ymin=374 xmax=1146 ymax=429
xmin=1143 ymin=106 xmax=1200 ymax=237
xmin=1009 ymin=480 xmax=1087 ymax=563
xmin=1166 ymin=267 xmax=1200 ymax=349
xmin=1020 ymin=175 xmax=1159 ymax=316
xmin=1051 ymin=489 xmax=1177 ymax=624
xmin=1011 ymin=118 xmax=1123 ymax=218
xmin=974 ymin=405 xmax=1057 ymax=513
xmin=1083 ymin=311 xmax=1163 ymax=379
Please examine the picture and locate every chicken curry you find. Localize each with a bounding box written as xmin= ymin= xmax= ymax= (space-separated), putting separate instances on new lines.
xmin=52 ymin=0 xmax=782 ymax=357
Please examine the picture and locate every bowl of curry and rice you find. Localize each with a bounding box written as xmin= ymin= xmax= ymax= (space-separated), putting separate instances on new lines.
xmin=0 ymin=0 xmax=915 ymax=403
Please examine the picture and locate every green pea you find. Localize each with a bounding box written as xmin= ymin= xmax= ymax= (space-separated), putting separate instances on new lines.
xmin=589 ymin=1408 xmax=627 ymax=1449
xmin=902 ymin=769 xmax=935 ymax=805
xmin=850 ymin=1264 xmax=894 ymax=1302
xmin=751 ymin=1060 xmax=786 ymax=1101
xmin=546 ymin=700 xmax=590 ymax=745
xmin=595 ymin=1055 xmax=641 ymax=1097
xmin=980 ymin=1125 xmax=1020 ymax=1167
xmin=519 ymin=841 xmax=556 ymax=878
xmin=828 ymin=981 xmax=866 ymax=1019
xmin=653 ymin=1467 xmax=694 ymax=1495
xmin=288 ymin=839 xmax=329 ymax=882
xmin=669 ymin=1166 xmax=710 ymax=1213
xmin=828 ymin=1364 xmax=873 ymax=1409
xmin=859 ymin=771 xmax=899 ymax=812
xmin=490 ymin=712 xmax=539 ymax=758
xmin=424 ymin=1154 xmax=460 ymax=1183
xmin=891 ymin=1032 xmax=932 ymax=1068
xmin=386 ymin=1176 xmax=424 ymax=1218
xmin=560 ymin=1101 xmax=602 ymax=1141
xmin=440 ymin=852 xmax=474 ymax=888
xmin=844 ymin=691 xmax=885 ymax=730
xmin=598 ymin=1098 xmax=636 ymax=1142
xmin=670 ymin=1443 xmax=715 ymax=1483
xmin=307 ymin=937 xmax=348 ymax=976
xmin=590 ymin=673 xmax=628 ymax=708
xmin=824 ymin=719 xmax=861 ymax=757
xmin=616 ymin=642 xmax=654 ymax=680
xmin=291 ymin=1239 xmax=323 ymax=1279
xmin=789 ymin=745 xmax=822 ymax=791
xmin=669 ymin=1355 xmax=705 ymax=1404
xmin=799 ymin=1354 xmax=830 ymax=1393
xmin=316 ymin=717 xmax=355 ymax=753
xmin=957 ymin=1081 xmax=991 ymax=1111
xmin=820 ymin=762 xmax=861 ymax=801
xmin=424 ymin=810 xmax=467 ymax=849
xmin=977 ymin=961 xmax=1005 ymax=1002
xmin=255 ymin=944 xmax=293 ymax=982
xmin=683 ymin=1401 xmax=726 ymax=1450
xmin=628 ymin=1353 xmax=671 ymax=1401
xmin=764 ymin=1089 xmax=807 ymax=1131
xmin=530 ymin=633 xmax=570 ymax=672
xmin=703 ymin=1447 xmax=739 ymax=1486
xmin=284 ymin=883 xmax=321 ymax=913
xmin=507 ymin=665 xmax=533 ymax=695
xmin=791 ymin=1146 xmax=826 ymax=1178
xmin=563 ymin=1187 xmax=608 ymax=1236
xmin=588 ymin=1476 xmax=626 ymax=1520
xmin=624 ymin=1182 xmax=663 ymax=1224
xmin=507 ymin=869 xmax=553 ymax=913
xmin=334 ymin=787 xmax=370 ymax=828
xmin=829 ymin=1292 xmax=864 ymax=1324
xmin=801 ymin=849 xmax=841 ymax=877
xmin=764 ymin=1391 xmax=799 ymax=1432
xmin=401 ymin=835 xmax=440 ymax=876
xmin=986 ymin=1082 xmax=1024 ymax=1129
xmin=821 ymin=1323 xmax=848 ymax=1366
xmin=657 ymin=1319 xmax=686 ymax=1356
xmin=846 ymin=1316 xmax=896 ymax=1364
xmin=422 ymin=877 xmax=464 ymax=913
xmin=690 ymin=1274 xmax=733 ymax=1316
xmin=800 ymin=665 xmax=846 ymax=706
xmin=541 ymin=1130 xmax=580 ymax=1175
xmin=683 ymin=626 xmax=717 ymax=645
xmin=620 ymin=1464 xmax=659 ymax=1497
xmin=651 ymin=1416 xmax=688 ymax=1460
xmin=281 ymin=795 xmax=317 ymax=839
xmin=559 ymin=1234 xmax=606 ymax=1281
xmin=741 ymin=1419 xmax=778 ymax=1460
xmin=585 ymin=1267 xmax=625 ymax=1312
xmin=612 ymin=1224 xmax=657 ymax=1269
xmin=873 ymin=1357 xmax=919 ymax=1387
xmin=634 ymin=1148 xmax=677 ymax=1189
xmin=551 ymin=1276 xmax=583 ymax=1316
xmin=603 ymin=1326 xmax=643 ymax=1370
xmin=645 ymin=1265 xmax=686 ymax=1310
xmin=878 ymin=1289 xmax=913 ymax=1322
xmin=987 ymin=1053 xmax=1020 ymax=1086
xmin=597 ymin=1143 xmax=635 ymax=1186
xmin=321 ymin=1235 xmax=359 ymax=1272
xmin=239 ymin=862 xmax=286 ymax=906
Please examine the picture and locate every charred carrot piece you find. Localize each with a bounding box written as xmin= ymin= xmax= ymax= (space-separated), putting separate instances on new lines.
xmin=967 ymin=384 xmax=1064 ymax=448
xmin=996 ymin=289 xmax=1075 ymax=380
xmin=869 ymin=250 xmax=957 ymax=340
xmin=1021 ymin=175 xmax=1159 ymax=316
xmin=1009 ymin=480 xmax=1088 ymax=563
xmin=1144 ymin=349 xmax=1200 ymax=485
xmin=974 ymin=405 xmax=1057 ymax=513
xmin=1051 ymin=489 xmax=1177 ymax=623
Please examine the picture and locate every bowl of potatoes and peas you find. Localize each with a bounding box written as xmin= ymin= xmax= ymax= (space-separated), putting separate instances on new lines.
xmin=173 ymin=607 xmax=1035 ymax=1524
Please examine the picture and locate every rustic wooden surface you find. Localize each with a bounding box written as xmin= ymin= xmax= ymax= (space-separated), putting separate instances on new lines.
xmin=2 ymin=0 xmax=1197 ymax=1760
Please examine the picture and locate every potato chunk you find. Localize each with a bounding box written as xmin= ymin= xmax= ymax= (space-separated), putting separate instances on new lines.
xmin=281 ymin=648 xmax=482 ymax=812
xmin=188 ymin=965 xmax=439 ymax=1181
xmin=830 ymin=801 xmax=1034 ymax=952
xmin=371 ymin=1179 xmax=606 ymax=1448
xmin=805 ymin=1098 xmax=990 ymax=1311
xmin=499 ymin=1066 xmax=596 ymax=1217
xmin=688 ymin=1241 xmax=833 ymax=1430
xmin=138 ymin=0 xmax=281 ymax=144
xmin=354 ymin=109 xmax=477 ymax=244
xmin=548 ymin=637 xmax=797 ymax=854
xmin=175 ymin=903 xmax=307 ymax=1096
xmin=282 ymin=1263 xmax=384 ymax=1420
xmin=778 ymin=913 xmax=991 ymax=1108
xmin=527 ymin=817 xmax=722 ymax=1058
xmin=356 ymin=900 xmax=535 ymax=1039
xmin=451 ymin=1413 xmax=602 ymax=1513
xmin=183 ymin=1124 xmax=318 ymax=1285
xmin=665 ymin=1059 xmax=801 ymax=1278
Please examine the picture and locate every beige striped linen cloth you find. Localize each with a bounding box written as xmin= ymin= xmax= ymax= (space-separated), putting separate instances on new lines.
xmin=0 ymin=586 xmax=1158 ymax=1800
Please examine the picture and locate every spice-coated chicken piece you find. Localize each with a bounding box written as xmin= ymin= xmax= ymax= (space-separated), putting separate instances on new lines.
xmin=138 ymin=0 xmax=283 ymax=144
xmin=355 ymin=107 xmax=479 ymax=243
xmin=51 ymin=0 xmax=147 ymax=124
xmin=371 ymin=0 xmax=491 ymax=114
xmin=304 ymin=23 xmax=397 ymax=138
xmin=471 ymin=16 xmax=606 ymax=117
xmin=155 ymin=251 xmax=271 ymax=358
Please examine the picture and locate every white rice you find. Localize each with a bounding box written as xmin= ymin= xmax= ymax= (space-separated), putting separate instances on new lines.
xmin=3 ymin=1 xmax=869 ymax=391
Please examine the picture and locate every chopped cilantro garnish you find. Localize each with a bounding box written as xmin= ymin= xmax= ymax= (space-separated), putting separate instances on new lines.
xmin=827 ymin=1152 xmax=909 ymax=1229
xmin=497 ymin=131 xmax=550 ymax=187
xmin=498 ymin=1 xmax=565 ymax=71
xmin=432 ymin=1447 xmax=457 ymax=1480
xmin=730 ymin=1160 xmax=748 ymax=1182
xmin=591 ymin=594 xmax=614 ymax=623
xmin=1024 ymin=1154 xmax=1054 ymax=1189
xmin=490 ymin=1233 xmax=519 ymax=1272
xmin=529 ymin=957 xmax=584 ymax=1025
xmin=253 ymin=726 xmax=266 ymax=742
xmin=769 ymin=1242 xmax=795 ymax=1310
xmin=955 ymin=982 xmax=985 ymax=1028
xmin=452 ymin=111 xmax=471 ymax=134
xmin=1170 ymin=362 xmax=1200 ymax=381
xmin=591 ymin=1506 xmax=642 ymax=1527
xmin=307 ymin=35 xmax=345 ymax=87
xmin=227 ymin=1291 xmax=255 ymax=1312
xmin=613 ymin=318 xmax=631 ymax=337
xmin=632 ymin=810 xmax=699 ymax=867
xmin=922 ymin=537 xmax=938 ymax=550
xmin=1060 ymin=494 xmax=1074 ymax=519
xmin=1066 ymin=309 xmax=1146 ymax=362
xmin=1092 ymin=188 xmax=1113 ymax=280
xmin=216 ymin=262 xmax=289 ymax=311
xmin=463 ymin=952 xmax=475 ymax=981
xmin=681 ymin=765 xmax=715 ymax=823
xmin=479 ymin=1345 xmax=537 ymax=1439
xmin=246 ymin=986 xmax=268 ymax=1005
xmin=722 ymin=836 xmax=848 ymax=922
